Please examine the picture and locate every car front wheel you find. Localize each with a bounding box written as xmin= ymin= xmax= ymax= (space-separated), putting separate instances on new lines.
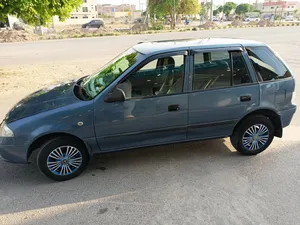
xmin=37 ymin=137 xmax=89 ymax=181
xmin=230 ymin=115 xmax=275 ymax=155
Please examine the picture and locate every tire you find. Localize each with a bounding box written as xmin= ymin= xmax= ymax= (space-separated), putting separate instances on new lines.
xmin=37 ymin=137 xmax=89 ymax=181
xmin=230 ymin=115 xmax=275 ymax=155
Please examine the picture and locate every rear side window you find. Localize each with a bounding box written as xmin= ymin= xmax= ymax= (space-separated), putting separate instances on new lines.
xmin=246 ymin=47 xmax=291 ymax=81
xmin=193 ymin=51 xmax=231 ymax=90
xmin=192 ymin=50 xmax=252 ymax=91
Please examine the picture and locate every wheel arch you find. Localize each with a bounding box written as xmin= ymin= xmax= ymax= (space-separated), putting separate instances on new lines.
xmin=233 ymin=109 xmax=282 ymax=138
xmin=27 ymin=132 xmax=91 ymax=161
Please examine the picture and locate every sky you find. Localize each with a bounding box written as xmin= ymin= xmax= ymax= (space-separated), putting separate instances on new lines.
xmin=97 ymin=0 xmax=265 ymax=10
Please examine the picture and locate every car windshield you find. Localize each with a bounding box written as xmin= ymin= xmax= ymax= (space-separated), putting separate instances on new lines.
xmin=82 ymin=48 xmax=140 ymax=99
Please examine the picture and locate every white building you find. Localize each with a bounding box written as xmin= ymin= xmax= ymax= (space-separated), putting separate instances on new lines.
xmin=256 ymin=0 xmax=300 ymax=17
xmin=70 ymin=0 xmax=98 ymax=19
xmin=53 ymin=0 xmax=99 ymax=26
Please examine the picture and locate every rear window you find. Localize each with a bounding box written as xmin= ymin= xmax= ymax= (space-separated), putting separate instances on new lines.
xmin=246 ymin=46 xmax=291 ymax=82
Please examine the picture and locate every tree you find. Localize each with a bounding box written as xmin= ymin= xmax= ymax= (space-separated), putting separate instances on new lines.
xmin=294 ymin=9 xmax=299 ymax=17
xmin=148 ymin=0 xmax=200 ymax=29
xmin=235 ymin=3 xmax=253 ymax=16
xmin=214 ymin=5 xmax=223 ymax=16
xmin=178 ymin=0 xmax=200 ymax=15
xmin=0 ymin=0 xmax=83 ymax=25
xmin=213 ymin=10 xmax=218 ymax=16
xmin=223 ymin=2 xmax=237 ymax=18
xmin=199 ymin=2 xmax=211 ymax=22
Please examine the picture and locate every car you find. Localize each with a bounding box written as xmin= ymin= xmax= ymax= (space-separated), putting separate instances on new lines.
xmin=213 ymin=16 xmax=219 ymax=21
xmin=13 ymin=22 xmax=25 ymax=30
xmin=285 ymin=15 xmax=294 ymax=21
xmin=244 ymin=17 xmax=260 ymax=22
xmin=81 ymin=19 xmax=104 ymax=29
xmin=0 ymin=38 xmax=296 ymax=181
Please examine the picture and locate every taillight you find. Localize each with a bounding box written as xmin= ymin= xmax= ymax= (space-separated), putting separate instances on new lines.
xmin=292 ymin=92 xmax=296 ymax=105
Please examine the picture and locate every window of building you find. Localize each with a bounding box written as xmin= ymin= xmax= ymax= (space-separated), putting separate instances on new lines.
xmin=83 ymin=0 xmax=87 ymax=3
xmin=292 ymin=6 xmax=294 ymax=8
xmin=82 ymin=7 xmax=88 ymax=12
xmin=83 ymin=15 xmax=88 ymax=19
xmin=271 ymin=6 xmax=274 ymax=9
xmin=119 ymin=55 xmax=185 ymax=98
xmin=246 ymin=47 xmax=291 ymax=81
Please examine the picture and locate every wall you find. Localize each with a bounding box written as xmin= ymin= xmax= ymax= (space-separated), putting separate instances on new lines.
xmin=52 ymin=16 xmax=104 ymax=27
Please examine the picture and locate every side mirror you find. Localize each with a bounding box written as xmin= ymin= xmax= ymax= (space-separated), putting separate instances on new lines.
xmin=104 ymin=88 xmax=125 ymax=103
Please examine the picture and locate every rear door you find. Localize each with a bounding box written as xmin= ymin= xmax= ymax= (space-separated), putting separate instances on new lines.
xmin=187 ymin=48 xmax=260 ymax=139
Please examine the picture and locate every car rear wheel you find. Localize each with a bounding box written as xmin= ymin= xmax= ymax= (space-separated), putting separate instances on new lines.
xmin=37 ymin=137 xmax=89 ymax=181
xmin=230 ymin=115 xmax=275 ymax=155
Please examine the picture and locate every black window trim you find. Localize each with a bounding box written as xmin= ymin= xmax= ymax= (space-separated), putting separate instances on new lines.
xmin=190 ymin=47 xmax=255 ymax=93
xmin=106 ymin=50 xmax=190 ymax=102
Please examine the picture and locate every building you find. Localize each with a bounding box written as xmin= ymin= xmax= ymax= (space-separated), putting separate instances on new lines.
xmin=97 ymin=4 xmax=137 ymax=16
xmin=256 ymin=0 xmax=300 ymax=17
xmin=52 ymin=0 xmax=98 ymax=26
xmin=70 ymin=0 xmax=98 ymax=20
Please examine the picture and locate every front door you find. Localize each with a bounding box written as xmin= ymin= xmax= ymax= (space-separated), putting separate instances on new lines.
xmin=188 ymin=49 xmax=259 ymax=139
xmin=94 ymin=53 xmax=189 ymax=151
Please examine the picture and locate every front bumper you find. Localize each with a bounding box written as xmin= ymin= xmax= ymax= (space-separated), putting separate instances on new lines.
xmin=0 ymin=137 xmax=28 ymax=164
xmin=280 ymin=105 xmax=297 ymax=128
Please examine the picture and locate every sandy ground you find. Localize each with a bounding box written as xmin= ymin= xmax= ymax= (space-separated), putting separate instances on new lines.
xmin=1 ymin=27 xmax=300 ymax=225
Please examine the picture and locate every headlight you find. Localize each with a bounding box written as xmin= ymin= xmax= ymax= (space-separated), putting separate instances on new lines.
xmin=0 ymin=122 xmax=14 ymax=137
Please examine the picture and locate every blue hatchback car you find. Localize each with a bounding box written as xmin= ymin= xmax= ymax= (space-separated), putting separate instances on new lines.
xmin=0 ymin=38 xmax=296 ymax=181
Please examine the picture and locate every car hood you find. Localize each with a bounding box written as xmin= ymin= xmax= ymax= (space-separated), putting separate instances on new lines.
xmin=6 ymin=80 xmax=80 ymax=123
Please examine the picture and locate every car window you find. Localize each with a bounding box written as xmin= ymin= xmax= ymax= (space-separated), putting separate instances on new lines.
xmin=82 ymin=48 xmax=141 ymax=99
xmin=193 ymin=51 xmax=231 ymax=90
xmin=118 ymin=55 xmax=185 ymax=99
xmin=246 ymin=47 xmax=291 ymax=81
xmin=232 ymin=51 xmax=252 ymax=85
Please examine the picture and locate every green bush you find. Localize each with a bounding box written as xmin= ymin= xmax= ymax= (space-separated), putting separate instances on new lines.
xmin=151 ymin=23 xmax=164 ymax=30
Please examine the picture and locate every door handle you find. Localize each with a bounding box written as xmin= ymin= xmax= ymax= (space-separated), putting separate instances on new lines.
xmin=168 ymin=104 xmax=180 ymax=112
xmin=240 ymin=95 xmax=251 ymax=102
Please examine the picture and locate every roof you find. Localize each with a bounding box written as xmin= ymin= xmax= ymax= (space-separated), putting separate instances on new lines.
xmin=133 ymin=38 xmax=265 ymax=55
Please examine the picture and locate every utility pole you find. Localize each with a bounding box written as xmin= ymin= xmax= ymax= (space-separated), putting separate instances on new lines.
xmin=173 ymin=0 xmax=176 ymax=28
xmin=210 ymin=0 xmax=213 ymax=21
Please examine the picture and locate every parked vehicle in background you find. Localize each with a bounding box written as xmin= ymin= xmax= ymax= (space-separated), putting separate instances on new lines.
xmin=13 ymin=22 xmax=25 ymax=30
xmin=244 ymin=17 xmax=260 ymax=22
xmin=285 ymin=15 xmax=294 ymax=21
xmin=82 ymin=19 xmax=104 ymax=29
xmin=0 ymin=38 xmax=296 ymax=181
xmin=213 ymin=16 xmax=219 ymax=21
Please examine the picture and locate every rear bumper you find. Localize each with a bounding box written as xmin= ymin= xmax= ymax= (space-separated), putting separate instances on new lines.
xmin=279 ymin=105 xmax=297 ymax=128
xmin=0 ymin=138 xmax=28 ymax=164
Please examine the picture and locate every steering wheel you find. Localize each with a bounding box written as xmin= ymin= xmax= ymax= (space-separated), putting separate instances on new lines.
xmin=89 ymin=78 xmax=97 ymax=94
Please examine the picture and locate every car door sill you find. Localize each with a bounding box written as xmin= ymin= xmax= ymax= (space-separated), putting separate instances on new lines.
xmin=95 ymin=134 xmax=230 ymax=154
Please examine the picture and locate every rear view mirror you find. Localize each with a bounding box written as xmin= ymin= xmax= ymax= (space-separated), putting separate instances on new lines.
xmin=104 ymin=88 xmax=125 ymax=103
